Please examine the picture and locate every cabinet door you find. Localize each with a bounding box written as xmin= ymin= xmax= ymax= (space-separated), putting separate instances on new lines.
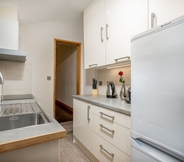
xmin=0 ymin=17 xmax=19 ymax=50
xmin=149 ymin=0 xmax=184 ymax=29
xmin=73 ymin=99 xmax=92 ymax=151
xmin=84 ymin=0 xmax=106 ymax=69
xmin=105 ymin=0 xmax=148 ymax=65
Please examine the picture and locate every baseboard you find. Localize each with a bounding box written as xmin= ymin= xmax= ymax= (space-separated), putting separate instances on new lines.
xmin=55 ymin=100 xmax=73 ymax=114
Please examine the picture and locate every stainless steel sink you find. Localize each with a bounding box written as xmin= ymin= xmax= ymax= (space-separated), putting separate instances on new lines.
xmin=0 ymin=100 xmax=52 ymax=131
xmin=0 ymin=112 xmax=51 ymax=131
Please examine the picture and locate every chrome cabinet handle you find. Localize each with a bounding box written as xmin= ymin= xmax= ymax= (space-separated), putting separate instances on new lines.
xmin=114 ymin=56 xmax=130 ymax=63
xmin=101 ymin=27 xmax=104 ymax=42
xmin=106 ymin=24 xmax=109 ymax=40
xmin=151 ymin=13 xmax=156 ymax=28
xmin=99 ymin=145 xmax=114 ymax=157
xmin=87 ymin=106 xmax=90 ymax=121
xmin=89 ymin=64 xmax=97 ymax=68
xmin=99 ymin=124 xmax=114 ymax=133
xmin=99 ymin=112 xmax=114 ymax=119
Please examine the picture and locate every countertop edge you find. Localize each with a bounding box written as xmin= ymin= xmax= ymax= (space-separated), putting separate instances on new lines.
xmin=0 ymin=130 xmax=67 ymax=154
xmin=73 ymin=95 xmax=131 ymax=116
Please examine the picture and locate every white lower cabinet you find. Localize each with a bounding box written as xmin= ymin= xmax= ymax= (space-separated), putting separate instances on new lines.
xmin=92 ymin=113 xmax=130 ymax=156
xmin=73 ymin=99 xmax=92 ymax=152
xmin=92 ymin=132 xmax=130 ymax=162
xmin=73 ymin=98 xmax=131 ymax=162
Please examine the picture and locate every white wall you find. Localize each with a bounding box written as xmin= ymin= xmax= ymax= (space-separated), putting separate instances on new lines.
xmin=0 ymin=6 xmax=17 ymax=20
xmin=56 ymin=44 xmax=76 ymax=108
xmin=20 ymin=19 xmax=92 ymax=116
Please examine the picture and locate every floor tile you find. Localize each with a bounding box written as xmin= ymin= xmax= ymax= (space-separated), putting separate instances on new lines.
xmin=59 ymin=135 xmax=91 ymax=162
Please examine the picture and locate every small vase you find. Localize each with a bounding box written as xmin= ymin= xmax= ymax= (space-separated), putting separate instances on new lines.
xmin=119 ymin=82 xmax=126 ymax=100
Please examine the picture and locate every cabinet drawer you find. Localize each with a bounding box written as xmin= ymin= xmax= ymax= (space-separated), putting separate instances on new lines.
xmin=93 ymin=114 xmax=130 ymax=156
xmin=92 ymin=132 xmax=130 ymax=162
xmin=92 ymin=105 xmax=130 ymax=129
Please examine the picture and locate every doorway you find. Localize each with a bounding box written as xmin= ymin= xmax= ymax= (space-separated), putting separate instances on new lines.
xmin=53 ymin=39 xmax=81 ymax=123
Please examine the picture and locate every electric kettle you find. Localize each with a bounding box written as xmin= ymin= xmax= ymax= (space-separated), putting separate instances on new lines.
xmin=106 ymin=82 xmax=118 ymax=98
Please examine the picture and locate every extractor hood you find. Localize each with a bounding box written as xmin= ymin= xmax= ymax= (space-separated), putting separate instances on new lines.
xmin=0 ymin=48 xmax=26 ymax=62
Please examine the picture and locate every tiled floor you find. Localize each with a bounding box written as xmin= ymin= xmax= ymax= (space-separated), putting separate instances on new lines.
xmin=61 ymin=121 xmax=73 ymax=135
xmin=60 ymin=134 xmax=91 ymax=162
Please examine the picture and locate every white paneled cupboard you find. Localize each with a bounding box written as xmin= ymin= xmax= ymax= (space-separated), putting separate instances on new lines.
xmin=73 ymin=98 xmax=131 ymax=162
xmin=105 ymin=0 xmax=147 ymax=65
xmin=84 ymin=0 xmax=148 ymax=69
xmin=84 ymin=0 xmax=106 ymax=69
xmin=84 ymin=0 xmax=184 ymax=69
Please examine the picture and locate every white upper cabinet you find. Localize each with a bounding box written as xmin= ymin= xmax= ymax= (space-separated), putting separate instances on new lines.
xmin=0 ymin=7 xmax=19 ymax=50
xmin=0 ymin=17 xmax=19 ymax=50
xmin=84 ymin=0 xmax=148 ymax=69
xmin=149 ymin=0 xmax=184 ymax=28
xmin=84 ymin=0 xmax=184 ymax=68
xmin=105 ymin=0 xmax=148 ymax=65
xmin=84 ymin=0 xmax=106 ymax=69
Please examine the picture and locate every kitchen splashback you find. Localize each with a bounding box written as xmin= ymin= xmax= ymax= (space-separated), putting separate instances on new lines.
xmin=0 ymin=61 xmax=32 ymax=95
xmin=97 ymin=66 xmax=131 ymax=96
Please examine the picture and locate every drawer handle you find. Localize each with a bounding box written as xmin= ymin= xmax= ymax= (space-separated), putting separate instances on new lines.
xmin=114 ymin=56 xmax=130 ymax=63
xmin=101 ymin=27 xmax=104 ymax=42
xmin=99 ymin=112 xmax=114 ymax=119
xmin=99 ymin=145 xmax=114 ymax=157
xmin=87 ymin=106 xmax=90 ymax=121
xmin=99 ymin=124 xmax=114 ymax=133
xmin=106 ymin=24 xmax=109 ymax=40
xmin=151 ymin=13 xmax=156 ymax=28
xmin=89 ymin=64 xmax=97 ymax=68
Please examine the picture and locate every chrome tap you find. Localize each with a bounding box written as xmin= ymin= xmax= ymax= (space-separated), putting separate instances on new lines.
xmin=0 ymin=72 xmax=4 ymax=84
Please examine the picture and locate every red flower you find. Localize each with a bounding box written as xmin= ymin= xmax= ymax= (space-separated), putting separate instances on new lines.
xmin=118 ymin=71 xmax=124 ymax=83
xmin=118 ymin=71 xmax=123 ymax=76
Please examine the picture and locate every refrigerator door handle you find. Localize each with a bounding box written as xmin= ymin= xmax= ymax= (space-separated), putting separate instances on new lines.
xmin=131 ymin=138 xmax=163 ymax=162
xmin=131 ymin=138 xmax=182 ymax=162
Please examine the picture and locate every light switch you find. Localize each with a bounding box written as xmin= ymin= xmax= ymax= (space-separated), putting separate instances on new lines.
xmin=47 ymin=76 xmax=51 ymax=81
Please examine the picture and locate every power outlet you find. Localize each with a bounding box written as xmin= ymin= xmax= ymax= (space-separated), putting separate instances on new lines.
xmin=99 ymin=81 xmax=102 ymax=86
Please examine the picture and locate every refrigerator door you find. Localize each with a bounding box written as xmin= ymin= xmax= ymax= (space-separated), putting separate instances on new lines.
xmin=131 ymin=138 xmax=182 ymax=162
xmin=131 ymin=15 xmax=184 ymax=160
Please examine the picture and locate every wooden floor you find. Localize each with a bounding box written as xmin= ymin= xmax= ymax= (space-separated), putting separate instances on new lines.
xmin=55 ymin=104 xmax=73 ymax=123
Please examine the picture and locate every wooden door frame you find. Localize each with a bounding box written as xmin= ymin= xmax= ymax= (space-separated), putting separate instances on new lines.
xmin=53 ymin=38 xmax=81 ymax=118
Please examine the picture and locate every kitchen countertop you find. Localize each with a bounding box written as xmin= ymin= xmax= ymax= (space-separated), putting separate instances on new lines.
xmin=73 ymin=94 xmax=131 ymax=116
xmin=0 ymin=98 xmax=66 ymax=153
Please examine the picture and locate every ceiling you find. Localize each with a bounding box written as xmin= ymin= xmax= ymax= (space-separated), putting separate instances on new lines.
xmin=0 ymin=0 xmax=93 ymax=24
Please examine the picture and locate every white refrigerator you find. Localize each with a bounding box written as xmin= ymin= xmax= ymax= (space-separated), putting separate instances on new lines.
xmin=131 ymin=15 xmax=184 ymax=162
